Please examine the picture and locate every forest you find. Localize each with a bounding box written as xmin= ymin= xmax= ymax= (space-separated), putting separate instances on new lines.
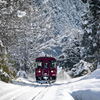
xmin=0 ymin=0 xmax=100 ymax=82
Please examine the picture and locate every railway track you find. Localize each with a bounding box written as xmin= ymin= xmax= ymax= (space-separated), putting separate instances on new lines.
xmin=9 ymin=84 xmax=50 ymax=100
xmin=14 ymin=84 xmax=50 ymax=100
xmin=0 ymin=82 xmax=50 ymax=100
xmin=32 ymin=85 xmax=50 ymax=100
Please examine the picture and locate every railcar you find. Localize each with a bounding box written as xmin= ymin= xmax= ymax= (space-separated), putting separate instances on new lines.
xmin=35 ymin=56 xmax=57 ymax=84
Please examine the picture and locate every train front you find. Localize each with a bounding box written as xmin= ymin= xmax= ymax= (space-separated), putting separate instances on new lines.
xmin=35 ymin=57 xmax=57 ymax=84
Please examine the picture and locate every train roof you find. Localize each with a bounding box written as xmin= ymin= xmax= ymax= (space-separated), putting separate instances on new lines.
xmin=36 ymin=56 xmax=56 ymax=60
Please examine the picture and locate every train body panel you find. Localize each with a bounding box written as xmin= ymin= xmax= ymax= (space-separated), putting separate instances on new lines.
xmin=35 ymin=56 xmax=57 ymax=83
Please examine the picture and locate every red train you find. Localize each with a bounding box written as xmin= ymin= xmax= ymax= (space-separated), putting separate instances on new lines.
xmin=35 ymin=56 xmax=57 ymax=84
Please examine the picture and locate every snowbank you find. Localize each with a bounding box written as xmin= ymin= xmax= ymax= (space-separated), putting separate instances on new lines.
xmin=87 ymin=69 xmax=100 ymax=79
xmin=60 ymin=69 xmax=100 ymax=100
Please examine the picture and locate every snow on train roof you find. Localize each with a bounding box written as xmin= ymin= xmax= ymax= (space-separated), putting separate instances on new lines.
xmin=36 ymin=56 xmax=56 ymax=60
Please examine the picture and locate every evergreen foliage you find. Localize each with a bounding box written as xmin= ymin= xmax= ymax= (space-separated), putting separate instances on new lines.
xmin=58 ymin=30 xmax=83 ymax=69
xmin=1 ymin=0 xmax=94 ymax=79
xmin=0 ymin=55 xmax=17 ymax=83
xmin=81 ymin=0 xmax=100 ymax=63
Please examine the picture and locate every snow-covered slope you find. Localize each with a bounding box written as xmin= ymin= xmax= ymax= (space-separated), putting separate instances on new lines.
xmin=58 ymin=68 xmax=100 ymax=100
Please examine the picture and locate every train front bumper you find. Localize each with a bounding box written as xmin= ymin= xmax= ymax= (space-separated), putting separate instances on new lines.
xmin=43 ymin=76 xmax=49 ymax=80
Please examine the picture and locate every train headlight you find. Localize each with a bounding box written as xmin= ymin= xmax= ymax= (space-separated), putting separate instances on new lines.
xmin=51 ymin=70 xmax=54 ymax=73
xmin=38 ymin=70 xmax=41 ymax=73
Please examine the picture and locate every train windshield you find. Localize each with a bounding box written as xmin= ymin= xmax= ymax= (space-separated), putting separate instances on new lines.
xmin=50 ymin=60 xmax=56 ymax=69
xmin=36 ymin=60 xmax=42 ymax=69
xmin=44 ymin=62 xmax=48 ymax=69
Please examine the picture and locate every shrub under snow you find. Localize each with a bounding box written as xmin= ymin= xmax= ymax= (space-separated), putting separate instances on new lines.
xmin=16 ymin=70 xmax=27 ymax=78
xmin=68 ymin=60 xmax=93 ymax=77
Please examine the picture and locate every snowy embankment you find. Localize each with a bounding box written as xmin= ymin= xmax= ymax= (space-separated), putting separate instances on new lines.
xmin=58 ymin=68 xmax=100 ymax=100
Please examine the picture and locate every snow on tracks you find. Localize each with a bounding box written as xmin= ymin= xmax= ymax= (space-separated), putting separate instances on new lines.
xmin=0 ymin=82 xmax=49 ymax=100
xmin=0 ymin=84 xmax=38 ymax=100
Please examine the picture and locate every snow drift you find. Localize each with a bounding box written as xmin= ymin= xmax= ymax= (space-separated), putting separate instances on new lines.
xmin=60 ymin=68 xmax=100 ymax=100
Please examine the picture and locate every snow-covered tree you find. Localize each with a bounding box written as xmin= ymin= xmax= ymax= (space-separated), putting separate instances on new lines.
xmin=81 ymin=0 xmax=100 ymax=64
xmin=68 ymin=60 xmax=94 ymax=77
xmin=58 ymin=29 xmax=83 ymax=69
xmin=0 ymin=0 xmax=87 ymax=76
xmin=0 ymin=0 xmax=56 ymax=72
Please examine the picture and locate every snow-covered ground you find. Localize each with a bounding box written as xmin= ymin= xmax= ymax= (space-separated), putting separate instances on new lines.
xmin=60 ymin=69 xmax=100 ymax=100
xmin=0 ymin=68 xmax=100 ymax=100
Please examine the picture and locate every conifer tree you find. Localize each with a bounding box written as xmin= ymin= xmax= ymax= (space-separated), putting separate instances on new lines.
xmin=81 ymin=0 xmax=100 ymax=63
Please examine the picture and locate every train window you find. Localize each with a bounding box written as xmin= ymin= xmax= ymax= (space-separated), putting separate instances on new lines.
xmin=36 ymin=60 xmax=42 ymax=69
xmin=50 ymin=60 xmax=56 ymax=69
xmin=44 ymin=62 xmax=48 ymax=69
